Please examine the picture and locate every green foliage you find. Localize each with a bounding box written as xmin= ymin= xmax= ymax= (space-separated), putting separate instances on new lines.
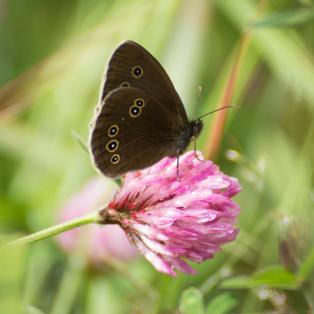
xmin=206 ymin=293 xmax=237 ymax=314
xmin=249 ymin=8 xmax=314 ymax=28
xmin=25 ymin=305 xmax=46 ymax=314
xmin=221 ymin=265 xmax=299 ymax=290
xmin=298 ymin=248 xmax=314 ymax=283
xmin=179 ymin=287 xmax=205 ymax=314
xmin=0 ymin=0 xmax=313 ymax=313
xmin=0 ymin=237 xmax=26 ymax=313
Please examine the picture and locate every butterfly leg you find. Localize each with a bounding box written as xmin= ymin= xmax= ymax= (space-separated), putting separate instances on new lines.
xmin=193 ymin=137 xmax=204 ymax=162
xmin=176 ymin=149 xmax=181 ymax=182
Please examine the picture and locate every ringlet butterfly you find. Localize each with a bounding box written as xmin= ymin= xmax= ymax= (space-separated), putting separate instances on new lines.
xmin=90 ymin=40 xmax=225 ymax=178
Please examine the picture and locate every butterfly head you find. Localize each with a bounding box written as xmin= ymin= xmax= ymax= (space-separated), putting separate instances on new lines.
xmin=191 ymin=119 xmax=203 ymax=139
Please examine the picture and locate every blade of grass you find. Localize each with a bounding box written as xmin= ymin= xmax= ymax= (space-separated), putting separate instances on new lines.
xmin=50 ymin=256 xmax=85 ymax=314
xmin=249 ymin=7 xmax=314 ymax=28
xmin=204 ymin=33 xmax=252 ymax=160
xmin=0 ymin=0 xmax=157 ymax=119
xmin=205 ymin=0 xmax=268 ymax=160
xmin=0 ymin=236 xmax=26 ymax=313
xmin=216 ymin=0 xmax=314 ymax=106
xmin=71 ymin=130 xmax=89 ymax=154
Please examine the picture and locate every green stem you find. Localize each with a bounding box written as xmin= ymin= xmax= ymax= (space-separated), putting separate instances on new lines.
xmin=2 ymin=211 xmax=102 ymax=250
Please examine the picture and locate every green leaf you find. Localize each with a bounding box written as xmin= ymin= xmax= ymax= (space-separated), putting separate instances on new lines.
xmin=25 ymin=305 xmax=46 ymax=314
xmin=179 ymin=287 xmax=205 ymax=314
xmin=206 ymin=293 xmax=237 ymax=314
xmin=249 ymin=8 xmax=314 ymax=28
xmin=220 ymin=265 xmax=299 ymax=290
xmin=297 ymin=248 xmax=314 ymax=283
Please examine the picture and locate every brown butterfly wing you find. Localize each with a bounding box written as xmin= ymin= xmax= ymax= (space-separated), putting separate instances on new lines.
xmin=90 ymin=87 xmax=184 ymax=178
xmin=99 ymin=40 xmax=188 ymax=128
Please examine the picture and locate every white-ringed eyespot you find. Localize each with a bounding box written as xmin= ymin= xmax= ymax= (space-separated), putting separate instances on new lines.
xmin=106 ymin=139 xmax=119 ymax=153
xmin=129 ymin=105 xmax=141 ymax=118
xmin=131 ymin=65 xmax=143 ymax=78
xmin=108 ymin=124 xmax=119 ymax=138
xmin=111 ymin=154 xmax=120 ymax=164
xmin=134 ymin=98 xmax=145 ymax=107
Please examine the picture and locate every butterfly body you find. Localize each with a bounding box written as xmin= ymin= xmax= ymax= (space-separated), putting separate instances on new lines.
xmin=89 ymin=41 xmax=203 ymax=178
xmin=172 ymin=119 xmax=203 ymax=155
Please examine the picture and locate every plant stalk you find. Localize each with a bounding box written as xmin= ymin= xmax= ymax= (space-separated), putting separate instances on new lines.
xmin=2 ymin=211 xmax=103 ymax=250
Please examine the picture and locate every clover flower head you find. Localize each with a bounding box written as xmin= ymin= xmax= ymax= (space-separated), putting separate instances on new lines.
xmin=102 ymin=151 xmax=241 ymax=276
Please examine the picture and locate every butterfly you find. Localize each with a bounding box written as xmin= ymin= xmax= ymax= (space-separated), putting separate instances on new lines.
xmin=89 ymin=40 xmax=204 ymax=178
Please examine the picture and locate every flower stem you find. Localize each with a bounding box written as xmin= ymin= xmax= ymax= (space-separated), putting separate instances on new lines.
xmin=2 ymin=211 xmax=102 ymax=250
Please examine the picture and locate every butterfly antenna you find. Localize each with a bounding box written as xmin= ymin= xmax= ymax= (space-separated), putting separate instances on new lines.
xmin=196 ymin=105 xmax=236 ymax=120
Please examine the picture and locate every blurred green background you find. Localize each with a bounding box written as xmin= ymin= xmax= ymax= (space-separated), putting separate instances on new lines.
xmin=0 ymin=0 xmax=314 ymax=313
